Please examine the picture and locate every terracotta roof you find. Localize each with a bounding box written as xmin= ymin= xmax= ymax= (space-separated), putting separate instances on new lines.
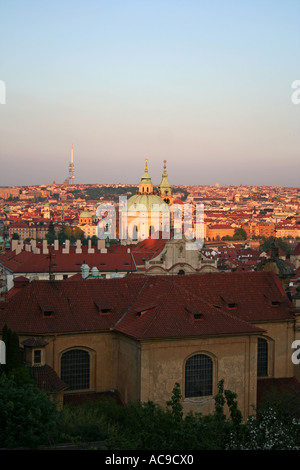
xmin=0 ymin=272 xmax=295 ymax=340
xmin=22 ymin=337 xmax=49 ymax=347
xmin=0 ymin=247 xmax=136 ymax=274
xmin=291 ymin=243 xmax=300 ymax=256
xmin=30 ymin=364 xmax=68 ymax=392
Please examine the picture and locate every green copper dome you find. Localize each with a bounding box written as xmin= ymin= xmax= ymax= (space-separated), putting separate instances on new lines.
xmin=80 ymin=210 xmax=92 ymax=218
xmin=125 ymin=194 xmax=168 ymax=212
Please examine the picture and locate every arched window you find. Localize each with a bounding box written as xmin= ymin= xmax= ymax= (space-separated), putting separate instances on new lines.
xmin=61 ymin=349 xmax=90 ymax=390
xmin=185 ymin=354 xmax=213 ymax=397
xmin=257 ymin=338 xmax=268 ymax=377
xmin=132 ymin=225 xmax=138 ymax=241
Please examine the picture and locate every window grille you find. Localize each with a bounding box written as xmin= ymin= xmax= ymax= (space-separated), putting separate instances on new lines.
xmin=185 ymin=354 xmax=213 ymax=397
xmin=257 ymin=338 xmax=268 ymax=377
xmin=61 ymin=349 xmax=90 ymax=390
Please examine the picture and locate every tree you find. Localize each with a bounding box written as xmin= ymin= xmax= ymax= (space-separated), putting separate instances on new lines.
xmin=166 ymin=382 xmax=183 ymax=422
xmin=233 ymin=228 xmax=247 ymax=240
xmin=259 ymin=236 xmax=291 ymax=255
xmin=0 ymin=373 xmax=59 ymax=448
xmin=46 ymin=221 xmax=56 ymax=245
xmin=0 ymin=324 xmax=22 ymax=376
xmin=11 ymin=233 xmax=19 ymax=240
xmin=57 ymin=228 xmax=67 ymax=245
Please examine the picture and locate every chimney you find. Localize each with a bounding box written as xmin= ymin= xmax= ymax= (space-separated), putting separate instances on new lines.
xmin=30 ymin=239 xmax=40 ymax=254
xmin=62 ymin=239 xmax=70 ymax=254
xmin=25 ymin=243 xmax=31 ymax=252
xmin=11 ymin=239 xmax=18 ymax=252
xmin=88 ymin=239 xmax=94 ymax=254
xmin=76 ymin=239 xmax=82 ymax=254
xmin=42 ymin=240 xmax=49 ymax=254
xmin=15 ymin=244 xmax=22 ymax=255
xmin=97 ymin=239 xmax=105 ymax=251
xmin=54 ymin=239 xmax=59 ymax=251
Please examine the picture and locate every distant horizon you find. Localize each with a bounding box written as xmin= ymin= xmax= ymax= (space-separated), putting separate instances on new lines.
xmin=1 ymin=179 xmax=299 ymax=190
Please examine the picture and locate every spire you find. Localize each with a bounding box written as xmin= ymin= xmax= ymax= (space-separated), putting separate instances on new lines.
xmin=158 ymin=160 xmax=172 ymax=201
xmin=138 ymin=158 xmax=153 ymax=194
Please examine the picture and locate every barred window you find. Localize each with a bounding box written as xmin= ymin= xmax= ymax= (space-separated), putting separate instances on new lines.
xmin=61 ymin=349 xmax=90 ymax=390
xmin=257 ymin=338 xmax=268 ymax=377
xmin=185 ymin=354 xmax=213 ymax=398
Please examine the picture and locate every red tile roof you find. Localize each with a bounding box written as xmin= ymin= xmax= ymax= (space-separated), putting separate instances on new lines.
xmin=0 ymin=246 xmax=136 ymax=274
xmin=0 ymin=272 xmax=295 ymax=340
xmin=30 ymin=365 xmax=68 ymax=392
xmin=291 ymin=243 xmax=300 ymax=256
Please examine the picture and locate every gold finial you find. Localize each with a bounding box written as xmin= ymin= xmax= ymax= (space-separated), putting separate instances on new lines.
xmin=145 ymin=157 xmax=148 ymax=169
xmin=163 ymin=159 xmax=167 ymax=168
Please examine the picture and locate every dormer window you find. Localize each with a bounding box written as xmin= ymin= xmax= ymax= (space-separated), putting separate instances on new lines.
xmin=227 ymin=302 xmax=237 ymax=310
xmin=193 ymin=313 xmax=202 ymax=320
xmin=136 ymin=306 xmax=155 ymax=317
xmin=38 ymin=301 xmax=54 ymax=318
xmin=185 ymin=306 xmax=203 ymax=321
xmin=100 ymin=308 xmax=112 ymax=315
xmin=220 ymin=296 xmax=237 ymax=310
xmin=43 ymin=310 xmax=54 ymax=318
xmin=94 ymin=300 xmax=112 ymax=315
xmin=264 ymin=294 xmax=281 ymax=307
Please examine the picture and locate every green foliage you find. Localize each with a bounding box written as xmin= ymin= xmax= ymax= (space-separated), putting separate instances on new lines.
xmin=0 ymin=373 xmax=59 ymax=448
xmin=233 ymin=228 xmax=247 ymax=240
xmin=259 ymin=236 xmax=291 ymax=255
xmin=166 ymin=382 xmax=183 ymax=421
xmin=1 ymin=376 xmax=300 ymax=450
xmin=1 ymin=324 xmax=22 ymax=375
xmin=67 ymin=186 xmax=139 ymax=202
xmin=45 ymin=221 xmax=56 ymax=245
xmin=57 ymin=401 xmax=108 ymax=444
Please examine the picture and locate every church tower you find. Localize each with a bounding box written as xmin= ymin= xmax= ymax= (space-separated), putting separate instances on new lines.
xmin=138 ymin=158 xmax=154 ymax=195
xmin=158 ymin=160 xmax=173 ymax=204
xmin=120 ymin=158 xmax=170 ymax=244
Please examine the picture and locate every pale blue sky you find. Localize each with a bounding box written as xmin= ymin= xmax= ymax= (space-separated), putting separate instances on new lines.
xmin=0 ymin=0 xmax=300 ymax=186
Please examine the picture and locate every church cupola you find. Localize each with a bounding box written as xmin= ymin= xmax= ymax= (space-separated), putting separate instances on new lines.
xmin=138 ymin=158 xmax=154 ymax=195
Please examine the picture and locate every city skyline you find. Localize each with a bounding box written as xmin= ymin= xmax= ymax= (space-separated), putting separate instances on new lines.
xmin=1 ymin=0 xmax=300 ymax=187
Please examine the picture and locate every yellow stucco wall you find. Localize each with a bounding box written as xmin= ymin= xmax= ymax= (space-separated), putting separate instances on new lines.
xmin=17 ymin=313 xmax=298 ymax=421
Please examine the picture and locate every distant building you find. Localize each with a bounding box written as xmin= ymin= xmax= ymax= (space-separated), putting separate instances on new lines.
xmin=120 ymin=159 xmax=172 ymax=243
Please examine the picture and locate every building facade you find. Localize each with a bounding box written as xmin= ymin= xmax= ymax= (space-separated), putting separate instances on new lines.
xmin=0 ymin=271 xmax=299 ymax=420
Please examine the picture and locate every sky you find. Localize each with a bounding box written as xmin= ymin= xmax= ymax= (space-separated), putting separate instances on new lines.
xmin=0 ymin=0 xmax=300 ymax=187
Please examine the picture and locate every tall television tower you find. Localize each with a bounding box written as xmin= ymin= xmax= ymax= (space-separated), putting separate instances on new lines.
xmin=68 ymin=144 xmax=75 ymax=185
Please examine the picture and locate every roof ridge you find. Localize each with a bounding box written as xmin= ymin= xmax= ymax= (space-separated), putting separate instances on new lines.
xmin=138 ymin=278 xmax=176 ymax=338
xmin=113 ymin=277 xmax=150 ymax=329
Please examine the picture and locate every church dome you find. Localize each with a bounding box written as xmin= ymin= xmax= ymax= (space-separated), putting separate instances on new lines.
xmin=125 ymin=193 xmax=168 ymax=213
xmin=79 ymin=210 xmax=92 ymax=218
xmin=124 ymin=158 xmax=169 ymax=213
